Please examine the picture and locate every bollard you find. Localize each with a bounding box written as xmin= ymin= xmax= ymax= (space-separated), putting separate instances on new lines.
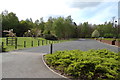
xmin=24 ymin=41 xmax=26 ymax=48
xmin=50 ymin=44 xmax=53 ymax=54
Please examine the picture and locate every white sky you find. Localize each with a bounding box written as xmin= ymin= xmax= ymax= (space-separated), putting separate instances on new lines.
xmin=0 ymin=0 xmax=119 ymax=25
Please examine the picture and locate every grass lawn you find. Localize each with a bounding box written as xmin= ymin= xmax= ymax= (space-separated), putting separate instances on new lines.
xmin=1 ymin=37 xmax=78 ymax=52
xmin=1 ymin=37 xmax=57 ymax=51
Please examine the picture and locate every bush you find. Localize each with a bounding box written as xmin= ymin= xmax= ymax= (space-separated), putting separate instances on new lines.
xmin=43 ymin=34 xmax=58 ymax=40
xmin=91 ymin=30 xmax=100 ymax=38
xmin=45 ymin=49 xmax=119 ymax=79
xmin=104 ymin=33 xmax=114 ymax=38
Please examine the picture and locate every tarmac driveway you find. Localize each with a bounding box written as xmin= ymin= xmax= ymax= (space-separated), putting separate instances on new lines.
xmin=1 ymin=39 xmax=119 ymax=79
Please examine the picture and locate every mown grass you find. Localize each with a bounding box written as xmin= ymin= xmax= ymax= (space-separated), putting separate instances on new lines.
xmin=1 ymin=37 xmax=78 ymax=52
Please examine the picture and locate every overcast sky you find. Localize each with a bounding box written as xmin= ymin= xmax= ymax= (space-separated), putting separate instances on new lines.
xmin=0 ymin=0 xmax=119 ymax=25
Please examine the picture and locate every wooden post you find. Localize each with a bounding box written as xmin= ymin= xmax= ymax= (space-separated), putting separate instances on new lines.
xmin=42 ymin=40 xmax=44 ymax=45
xmin=46 ymin=40 xmax=47 ymax=44
xmin=24 ymin=41 xmax=26 ymax=48
xmin=15 ymin=38 xmax=17 ymax=49
xmin=6 ymin=37 xmax=8 ymax=46
xmin=31 ymin=41 xmax=33 ymax=47
xmin=50 ymin=44 xmax=53 ymax=54
xmin=38 ymin=40 xmax=40 ymax=46
xmin=2 ymin=42 xmax=4 ymax=49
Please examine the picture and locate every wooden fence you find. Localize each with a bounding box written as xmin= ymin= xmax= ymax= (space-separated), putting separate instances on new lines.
xmin=1 ymin=37 xmax=60 ymax=52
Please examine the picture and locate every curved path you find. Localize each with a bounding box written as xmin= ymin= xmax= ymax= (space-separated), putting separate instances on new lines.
xmin=2 ymin=39 xmax=119 ymax=78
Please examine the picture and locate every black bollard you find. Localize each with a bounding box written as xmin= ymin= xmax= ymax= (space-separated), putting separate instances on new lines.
xmin=50 ymin=44 xmax=53 ymax=54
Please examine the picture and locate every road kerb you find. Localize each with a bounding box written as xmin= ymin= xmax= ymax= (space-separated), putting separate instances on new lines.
xmin=42 ymin=54 xmax=69 ymax=79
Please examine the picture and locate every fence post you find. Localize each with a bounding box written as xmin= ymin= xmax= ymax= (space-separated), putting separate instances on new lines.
xmin=2 ymin=42 xmax=4 ymax=49
xmin=6 ymin=37 xmax=8 ymax=46
xmin=24 ymin=41 xmax=26 ymax=48
xmin=38 ymin=40 xmax=40 ymax=46
xmin=50 ymin=44 xmax=53 ymax=54
xmin=31 ymin=41 xmax=33 ymax=47
xmin=42 ymin=40 xmax=44 ymax=45
xmin=15 ymin=38 xmax=17 ymax=49
xmin=46 ymin=40 xmax=47 ymax=44
xmin=11 ymin=37 xmax=13 ymax=46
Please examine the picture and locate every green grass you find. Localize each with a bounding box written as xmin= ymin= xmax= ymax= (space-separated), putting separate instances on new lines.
xmin=45 ymin=49 xmax=119 ymax=79
xmin=1 ymin=37 xmax=77 ymax=52
xmin=1 ymin=37 xmax=57 ymax=51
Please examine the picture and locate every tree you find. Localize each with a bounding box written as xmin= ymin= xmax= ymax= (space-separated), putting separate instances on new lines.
xmin=2 ymin=10 xmax=19 ymax=37
xmin=91 ymin=29 xmax=100 ymax=38
xmin=78 ymin=22 xmax=91 ymax=38
xmin=43 ymin=17 xmax=56 ymax=39
xmin=39 ymin=17 xmax=45 ymax=34
xmin=17 ymin=20 xmax=32 ymax=36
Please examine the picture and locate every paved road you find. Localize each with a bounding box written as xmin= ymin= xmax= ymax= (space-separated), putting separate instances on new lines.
xmin=2 ymin=52 xmax=65 ymax=78
xmin=15 ymin=39 xmax=119 ymax=53
xmin=2 ymin=39 xmax=119 ymax=78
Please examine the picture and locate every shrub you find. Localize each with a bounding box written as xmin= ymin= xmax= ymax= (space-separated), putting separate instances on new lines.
xmin=91 ymin=30 xmax=100 ymax=38
xmin=104 ymin=33 xmax=114 ymax=38
xmin=43 ymin=34 xmax=58 ymax=40
xmin=45 ymin=49 xmax=119 ymax=79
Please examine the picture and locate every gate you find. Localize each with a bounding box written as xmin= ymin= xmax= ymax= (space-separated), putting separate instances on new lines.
xmin=6 ymin=37 xmax=17 ymax=46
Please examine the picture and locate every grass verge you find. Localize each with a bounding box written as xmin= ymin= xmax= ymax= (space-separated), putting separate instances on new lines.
xmin=1 ymin=37 xmax=79 ymax=52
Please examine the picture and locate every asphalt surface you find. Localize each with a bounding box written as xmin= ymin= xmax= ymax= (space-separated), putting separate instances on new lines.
xmin=1 ymin=39 xmax=119 ymax=78
xmin=15 ymin=39 xmax=119 ymax=53
xmin=2 ymin=52 xmax=65 ymax=78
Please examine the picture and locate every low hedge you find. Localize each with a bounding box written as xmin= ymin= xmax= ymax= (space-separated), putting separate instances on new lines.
xmin=45 ymin=49 xmax=119 ymax=80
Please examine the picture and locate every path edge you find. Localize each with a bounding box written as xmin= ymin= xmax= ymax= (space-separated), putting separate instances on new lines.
xmin=41 ymin=54 xmax=68 ymax=79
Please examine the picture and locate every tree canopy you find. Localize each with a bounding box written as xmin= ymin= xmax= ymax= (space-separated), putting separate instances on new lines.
xmin=1 ymin=10 xmax=119 ymax=39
